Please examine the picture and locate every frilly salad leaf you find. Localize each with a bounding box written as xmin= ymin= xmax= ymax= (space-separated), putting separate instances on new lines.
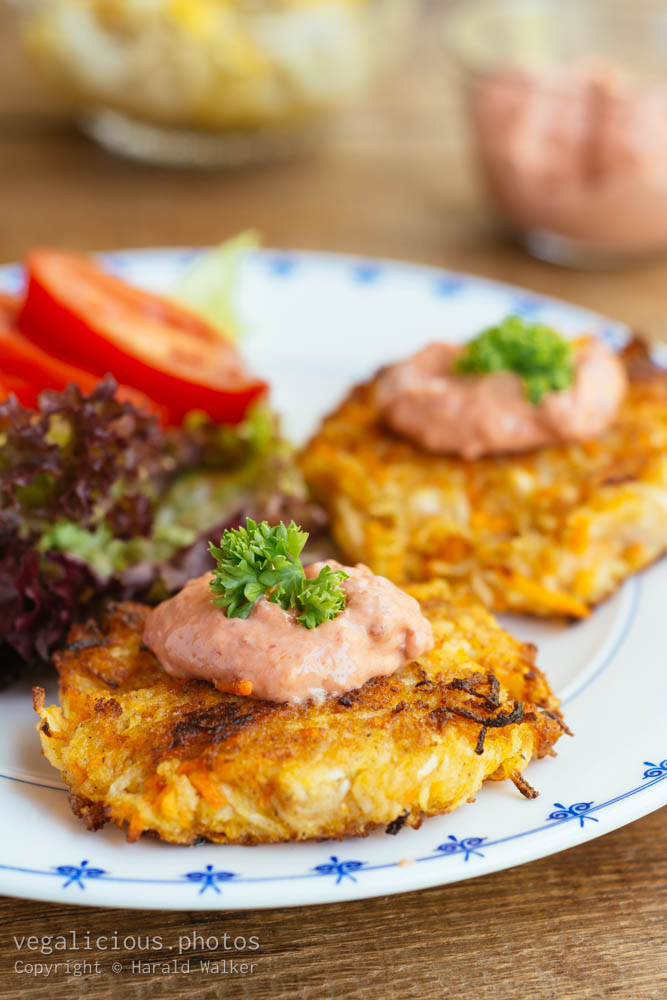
xmin=0 ymin=381 xmax=325 ymax=676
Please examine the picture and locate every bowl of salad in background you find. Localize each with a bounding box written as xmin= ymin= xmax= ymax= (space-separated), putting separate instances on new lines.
xmin=15 ymin=0 xmax=413 ymax=167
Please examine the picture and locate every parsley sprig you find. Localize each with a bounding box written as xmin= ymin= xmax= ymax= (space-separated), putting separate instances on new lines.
xmin=454 ymin=315 xmax=575 ymax=404
xmin=209 ymin=519 xmax=348 ymax=629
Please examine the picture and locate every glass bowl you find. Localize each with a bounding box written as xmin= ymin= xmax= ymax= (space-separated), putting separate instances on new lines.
xmin=445 ymin=0 xmax=667 ymax=267
xmin=16 ymin=0 xmax=413 ymax=167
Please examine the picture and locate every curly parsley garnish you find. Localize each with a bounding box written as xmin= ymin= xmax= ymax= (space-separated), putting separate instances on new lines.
xmin=209 ymin=519 xmax=347 ymax=629
xmin=454 ymin=316 xmax=575 ymax=404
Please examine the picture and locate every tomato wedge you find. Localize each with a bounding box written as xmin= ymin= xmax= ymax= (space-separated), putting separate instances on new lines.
xmin=18 ymin=250 xmax=267 ymax=425
xmin=0 ymin=292 xmax=166 ymax=417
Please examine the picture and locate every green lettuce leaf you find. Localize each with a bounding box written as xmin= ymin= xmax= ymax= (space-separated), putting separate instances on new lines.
xmin=171 ymin=231 xmax=259 ymax=342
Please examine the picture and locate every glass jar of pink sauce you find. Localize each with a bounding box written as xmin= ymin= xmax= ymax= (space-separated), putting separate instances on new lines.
xmin=446 ymin=0 xmax=667 ymax=267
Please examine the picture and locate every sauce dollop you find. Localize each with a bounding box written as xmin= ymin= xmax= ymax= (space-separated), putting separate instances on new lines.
xmin=375 ymin=337 xmax=626 ymax=459
xmin=143 ymin=561 xmax=434 ymax=704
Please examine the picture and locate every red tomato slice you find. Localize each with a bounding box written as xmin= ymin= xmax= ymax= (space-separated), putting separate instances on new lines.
xmin=18 ymin=250 xmax=267 ymax=425
xmin=0 ymin=292 xmax=166 ymax=418
xmin=0 ymin=372 xmax=40 ymax=409
xmin=0 ymin=292 xmax=20 ymax=320
xmin=0 ymin=297 xmax=37 ymax=404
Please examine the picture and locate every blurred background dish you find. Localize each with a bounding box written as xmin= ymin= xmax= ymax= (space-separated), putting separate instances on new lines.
xmin=446 ymin=0 xmax=667 ymax=267
xmin=13 ymin=0 xmax=412 ymax=167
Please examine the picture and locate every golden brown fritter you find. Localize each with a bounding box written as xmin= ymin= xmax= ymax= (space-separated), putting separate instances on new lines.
xmin=301 ymin=339 xmax=667 ymax=618
xmin=34 ymin=584 xmax=565 ymax=845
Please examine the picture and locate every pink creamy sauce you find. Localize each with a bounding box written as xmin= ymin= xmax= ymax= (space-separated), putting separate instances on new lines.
xmin=142 ymin=561 xmax=434 ymax=705
xmin=471 ymin=62 xmax=667 ymax=252
xmin=375 ymin=337 xmax=627 ymax=460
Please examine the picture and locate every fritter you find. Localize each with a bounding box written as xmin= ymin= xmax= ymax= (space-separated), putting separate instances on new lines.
xmin=33 ymin=584 xmax=565 ymax=845
xmin=301 ymin=339 xmax=667 ymax=618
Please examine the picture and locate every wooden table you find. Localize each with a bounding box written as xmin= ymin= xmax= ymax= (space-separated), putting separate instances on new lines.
xmin=0 ymin=5 xmax=665 ymax=999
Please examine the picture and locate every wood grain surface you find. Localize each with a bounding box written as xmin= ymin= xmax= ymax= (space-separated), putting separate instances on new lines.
xmin=0 ymin=4 xmax=665 ymax=998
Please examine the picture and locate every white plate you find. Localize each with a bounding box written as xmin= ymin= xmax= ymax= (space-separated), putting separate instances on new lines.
xmin=0 ymin=248 xmax=665 ymax=910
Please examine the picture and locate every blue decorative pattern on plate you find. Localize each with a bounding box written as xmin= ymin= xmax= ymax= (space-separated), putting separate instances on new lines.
xmin=0 ymin=248 xmax=664 ymax=910
xmin=0 ymin=757 xmax=664 ymax=902
xmin=184 ymin=866 xmax=237 ymax=895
